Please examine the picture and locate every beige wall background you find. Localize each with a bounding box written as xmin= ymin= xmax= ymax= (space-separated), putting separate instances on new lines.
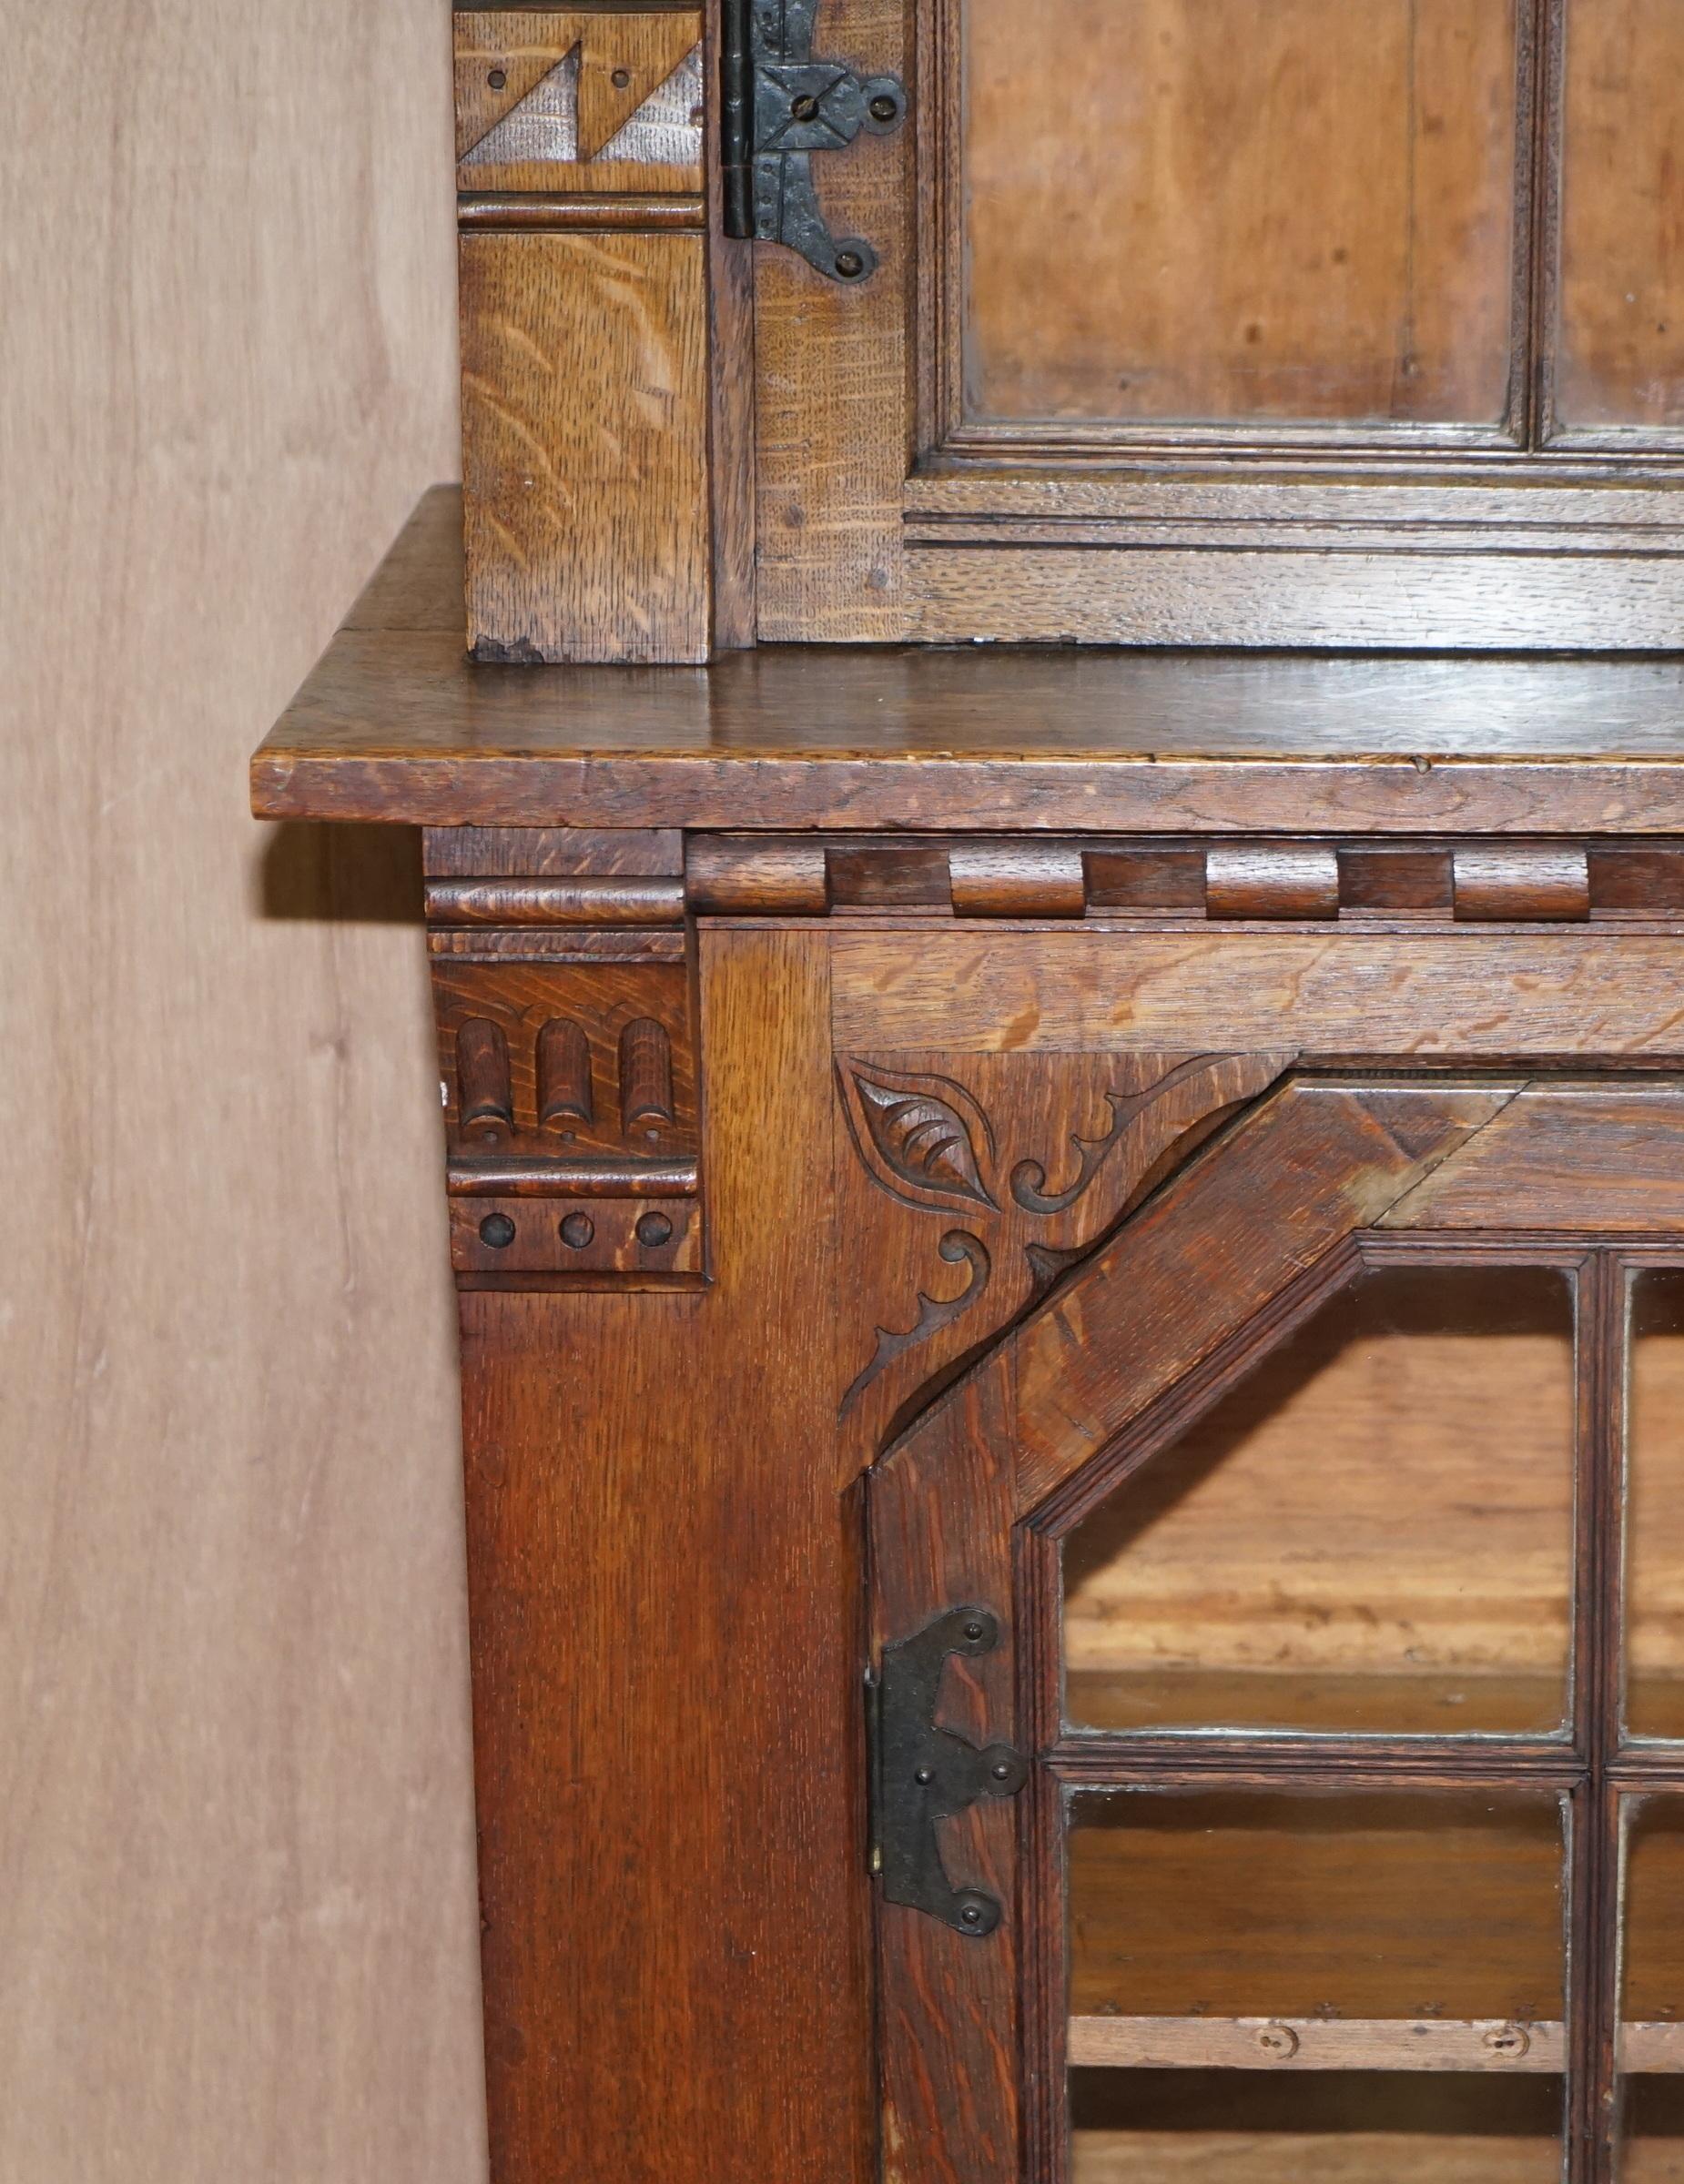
xmin=1 ymin=4 xmax=485 ymax=2178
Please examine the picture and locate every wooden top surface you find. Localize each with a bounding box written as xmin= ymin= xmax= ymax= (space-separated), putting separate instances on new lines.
xmin=252 ymin=488 xmax=1684 ymax=833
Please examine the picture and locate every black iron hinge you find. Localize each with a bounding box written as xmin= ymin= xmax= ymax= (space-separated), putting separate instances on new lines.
xmin=720 ymin=0 xmax=907 ymax=282
xmin=866 ymin=1605 xmax=1029 ymax=1936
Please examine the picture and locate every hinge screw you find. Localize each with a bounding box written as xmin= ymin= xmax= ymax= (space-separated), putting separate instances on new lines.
xmin=914 ymin=1765 xmax=934 ymax=1785
xmin=834 ymin=250 xmax=865 ymax=278
xmin=963 ymin=1620 xmax=985 ymax=1642
xmin=791 ymin=92 xmax=819 ymax=120
xmin=868 ymin=93 xmax=898 ymax=121
xmin=991 ymin=1761 xmax=1013 ymax=1781
xmin=959 ymin=1904 xmax=983 ymax=1928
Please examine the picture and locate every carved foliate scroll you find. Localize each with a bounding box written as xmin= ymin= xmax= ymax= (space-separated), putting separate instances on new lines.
xmin=836 ymin=1048 xmax=1295 ymax=1455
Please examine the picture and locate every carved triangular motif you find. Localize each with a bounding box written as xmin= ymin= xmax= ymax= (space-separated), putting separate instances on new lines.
xmin=597 ymin=46 xmax=704 ymax=167
xmin=576 ymin=18 xmax=702 ymax=160
xmin=460 ymin=35 xmax=703 ymax=171
xmin=454 ymin=46 xmax=563 ymax=160
xmin=462 ymin=47 xmax=580 ymax=167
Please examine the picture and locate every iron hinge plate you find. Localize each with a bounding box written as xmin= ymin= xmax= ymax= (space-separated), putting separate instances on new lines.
xmin=867 ymin=1605 xmax=1029 ymax=1936
xmin=721 ymin=0 xmax=907 ymax=281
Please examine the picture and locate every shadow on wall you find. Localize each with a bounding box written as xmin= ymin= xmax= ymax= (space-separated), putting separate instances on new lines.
xmin=258 ymin=821 xmax=425 ymax=923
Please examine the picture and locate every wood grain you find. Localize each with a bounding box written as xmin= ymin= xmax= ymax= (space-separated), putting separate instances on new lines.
xmin=908 ymin=543 xmax=1684 ymax=650
xmin=1068 ymin=1789 xmax=1566 ymax=2018
xmin=1376 ymin=1083 xmax=1684 ymax=1228
xmin=454 ymin=11 xmax=705 ymax=192
xmin=1553 ymin=0 xmax=1684 ymax=436
xmin=830 ymin=931 xmax=1684 ymax=1054
xmin=751 ymin=0 xmax=912 ymax=636
xmin=461 ymin=230 xmax=712 ymax=662
xmin=460 ymin=931 xmax=873 ymax=2184
xmin=2 ymin=2 xmax=476 ymax=2179
xmin=1009 ymin=1078 xmax=1523 ymax=1507
xmin=963 ymin=0 xmax=1521 ymax=430
xmin=253 ymin=493 xmax=1684 ymax=830
xmin=1062 ymin=1263 xmax=1577 ymax=1734
xmin=1068 ymin=2017 xmax=1568 ymax=2072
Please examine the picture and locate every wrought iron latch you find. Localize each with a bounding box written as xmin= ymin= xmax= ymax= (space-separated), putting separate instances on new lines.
xmin=867 ymin=1605 xmax=1029 ymax=1936
xmin=721 ymin=0 xmax=907 ymax=282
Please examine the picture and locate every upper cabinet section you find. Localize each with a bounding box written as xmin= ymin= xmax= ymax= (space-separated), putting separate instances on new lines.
xmin=961 ymin=0 xmax=1527 ymax=443
xmin=452 ymin=0 xmax=1684 ymax=656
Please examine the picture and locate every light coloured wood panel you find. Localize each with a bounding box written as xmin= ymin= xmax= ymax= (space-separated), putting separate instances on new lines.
xmin=461 ymin=228 xmax=712 ymax=662
xmin=1554 ymin=0 xmax=1684 ymax=434
xmin=1627 ymin=1277 xmax=1684 ymax=1739
xmin=1069 ymin=2017 xmax=1567 ymax=2072
xmin=751 ymin=0 xmax=913 ymax=637
xmin=908 ymin=544 xmax=1684 ymax=649
xmin=830 ymin=931 xmax=1684 ymax=1054
xmin=0 ymin=4 xmax=476 ymax=2181
xmin=1063 ymin=1265 xmax=1577 ymax=1734
xmin=964 ymin=0 xmax=1521 ymax=429
xmin=1069 ymin=1790 xmax=1565 ymax=2019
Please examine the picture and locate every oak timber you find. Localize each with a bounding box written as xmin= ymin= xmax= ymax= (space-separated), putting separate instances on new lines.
xmin=253 ymin=491 xmax=1684 ymax=834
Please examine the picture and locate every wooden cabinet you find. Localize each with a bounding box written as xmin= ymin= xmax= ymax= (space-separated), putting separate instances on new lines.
xmin=253 ymin=492 xmax=1684 ymax=2184
xmin=448 ymin=0 xmax=1684 ymax=654
xmin=263 ymin=0 xmax=1684 ymax=2166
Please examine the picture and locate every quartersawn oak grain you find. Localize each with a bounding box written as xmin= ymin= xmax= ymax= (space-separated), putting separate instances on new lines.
xmin=461 ymin=930 xmax=873 ymax=2184
xmin=829 ymin=930 xmax=1684 ymax=1055
xmin=461 ymin=232 xmax=713 ymax=662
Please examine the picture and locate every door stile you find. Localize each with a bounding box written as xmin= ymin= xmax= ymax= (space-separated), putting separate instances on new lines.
xmin=1577 ymin=1255 xmax=1626 ymax=2184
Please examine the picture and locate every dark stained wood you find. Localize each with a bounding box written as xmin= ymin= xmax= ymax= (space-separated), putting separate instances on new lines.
xmin=424 ymin=823 xmax=685 ymax=877
xmin=1454 ymin=846 xmax=1592 ymax=922
xmin=868 ymin=1363 xmax=1023 ymax=2184
xmin=1376 ymin=1082 xmax=1684 ymax=1229
xmin=461 ymin=930 xmax=873 ymax=2184
xmin=1204 ymin=844 xmax=1341 ymax=921
xmin=1007 ymin=1077 xmax=1525 ymax=1508
xmin=425 ymin=875 xmax=686 ymax=925
xmin=949 ymin=842 xmax=1087 ymax=919
xmin=834 ymin=1049 xmax=1293 ymax=1467
xmin=460 ymin=231 xmax=715 ymax=663
xmin=686 ymin=834 xmax=829 ymax=914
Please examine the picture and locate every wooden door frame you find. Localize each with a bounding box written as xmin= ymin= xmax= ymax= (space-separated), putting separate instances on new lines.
xmin=867 ymin=1072 xmax=1684 ymax=2184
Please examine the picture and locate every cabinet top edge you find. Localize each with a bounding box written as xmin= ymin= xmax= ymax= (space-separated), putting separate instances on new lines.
xmin=252 ymin=488 xmax=1684 ymax=834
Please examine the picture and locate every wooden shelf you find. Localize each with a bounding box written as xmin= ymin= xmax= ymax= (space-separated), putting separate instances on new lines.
xmin=1064 ymin=1668 xmax=1571 ymax=1738
xmin=1070 ymin=2017 xmax=1684 ymax=2074
xmin=251 ymin=490 xmax=1684 ymax=835
xmin=1069 ymin=2017 xmax=1567 ymax=2073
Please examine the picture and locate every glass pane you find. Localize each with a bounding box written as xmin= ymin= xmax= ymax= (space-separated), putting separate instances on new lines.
xmin=1627 ymin=1270 xmax=1684 ymax=1737
xmin=1069 ymin=1789 xmax=1567 ymax=2184
xmin=962 ymin=0 xmax=1521 ymax=428
xmin=1063 ymin=1265 xmax=1576 ymax=1736
xmin=1554 ymin=0 xmax=1684 ymax=433
xmin=1618 ymin=1799 xmax=1684 ymax=2183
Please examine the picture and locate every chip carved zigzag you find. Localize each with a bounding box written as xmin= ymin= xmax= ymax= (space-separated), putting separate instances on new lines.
xmin=837 ymin=1050 xmax=1294 ymax=1438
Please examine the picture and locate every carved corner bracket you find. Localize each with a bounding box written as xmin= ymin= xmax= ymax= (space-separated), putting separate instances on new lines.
xmin=836 ymin=1047 xmax=1296 ymax=1452
xmin=425 ymin=832 xmax=705 ymax=1281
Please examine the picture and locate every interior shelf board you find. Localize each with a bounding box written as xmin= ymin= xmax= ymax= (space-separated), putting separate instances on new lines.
xmin=1068 ymin=2017 xmax=1567 ymax=2073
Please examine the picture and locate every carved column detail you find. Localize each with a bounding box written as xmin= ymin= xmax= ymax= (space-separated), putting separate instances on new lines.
xmin=836 ymin=1048 xmax=1294 ymax=1457
xmin=426 ymin=826 xmax=705 ymax=1279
